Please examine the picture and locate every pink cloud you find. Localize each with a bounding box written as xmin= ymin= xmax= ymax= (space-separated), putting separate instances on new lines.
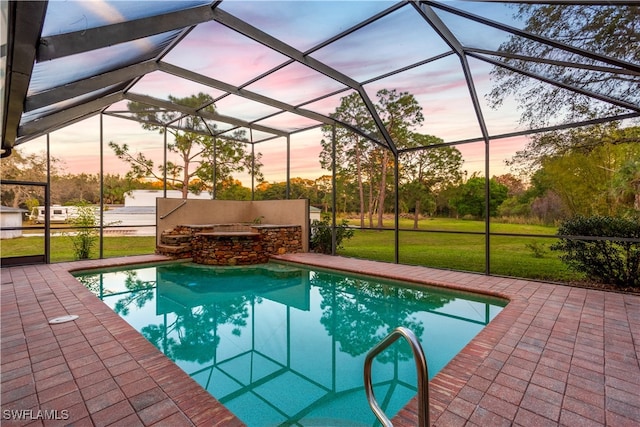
xmin=214 ymin=95 xmax=282 ymax=122
xmin=246 ymin=62 xmax=347 ymax=106
xmin=254 ymin=112 xmax=321 ymax=133
xmin=163 ymin=21 xmax=289 ymax=87
xmin=130 ymin=71 xmax=226 ymax=102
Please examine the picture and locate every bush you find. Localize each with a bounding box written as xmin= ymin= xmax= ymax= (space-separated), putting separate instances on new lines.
xmin=67 ymin=203 xmax=98 ymax=260
xmin=525 ymin=241 xmax=547 ymax=258
xmin=550 ymin=215 xmax=640 ymax=287
xmin=310 ymin=214 xmax=354 ymax=254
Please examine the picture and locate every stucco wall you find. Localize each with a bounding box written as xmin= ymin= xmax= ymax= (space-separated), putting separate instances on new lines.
xmin=0 ymin=209 xmax=25 ymax=239
xmin=156 ymin=199 xmax=310 ymax=252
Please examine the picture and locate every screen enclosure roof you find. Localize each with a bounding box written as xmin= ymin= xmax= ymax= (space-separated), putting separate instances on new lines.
xmin=2 ymin=0 xmax=639 ymax=157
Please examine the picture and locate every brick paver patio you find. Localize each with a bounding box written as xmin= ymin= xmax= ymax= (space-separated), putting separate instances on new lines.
xmin=1 ymin=253 xmax=639 ymax=426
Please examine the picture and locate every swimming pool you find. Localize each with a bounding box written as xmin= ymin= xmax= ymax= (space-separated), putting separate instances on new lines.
xmin=74 ymin=261 xmax=506 ymax=426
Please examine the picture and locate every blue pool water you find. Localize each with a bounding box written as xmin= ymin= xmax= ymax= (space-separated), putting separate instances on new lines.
xmin=74 ymin=261 xmax=505 ymax=426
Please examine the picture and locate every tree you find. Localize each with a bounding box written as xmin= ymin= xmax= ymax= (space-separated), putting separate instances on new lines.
xmin=530 ymin=191 xmax=567 ymax=224
xmin=611 ymin=157 xmax=640 ymax=213
xmin=315 ymin=175 xmax=333 ymax=213
xmin=102 ymin=174 xmax=136 ymax=205
xmin=215 ymin=178 xmax=251 ymax=201
xmin=373 ymin=89 xmax=424 ymax=228
xmin=109 ymin=93 xmax=261 ymax=199
xmin=54 ymin=173 xmax=100 ymax=205
xmin=400 ymin=133 xmax=464 ymax=228
xmin=505 ymin=125 xmax=640 ymax=221
xmin=534 ymin=139 xmax=640 ymax=217
xmin=488 ymin=5 xmax=639 ymax=129
xmin=255 ymin=177 xmax=322 ymax=202
xmin=507 ymin=123 xmax=638 ymax=177
xmin=519 ymin=168 xmax=570 ymax=224
xmin=0 ymin=150 xmax=63 ymax=208
xmin=494 ymin=173 xmax=531 ymax=219
xmin=450 ymin=175 xmax=509 ymax=218
xmin=195 ymin=133 xmax=264 ymax=196
xmin=320 ymin=92 xmax=376 ymax=228
xmin=494 ymin=173 xmax=526 ymax=198
xmin=320 ymin=89 xmax=424 ymax=228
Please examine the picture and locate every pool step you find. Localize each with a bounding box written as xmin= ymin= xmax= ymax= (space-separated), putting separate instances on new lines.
xmin=157 ymin=233 xmax=193 ymax=259
xmin=161 ymin=233 xmax=192 ymax=245
xmin=155 ymin=243 xmax=192 ymax=258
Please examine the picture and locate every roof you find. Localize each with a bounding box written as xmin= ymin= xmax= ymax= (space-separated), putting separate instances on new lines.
xmin=2 ymin=1 xmax=639 ymax=157
xmin=0 ymin=206 xmax=28 ymax=213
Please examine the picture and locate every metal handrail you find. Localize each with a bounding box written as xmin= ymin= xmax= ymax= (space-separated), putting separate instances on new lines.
xmin=363 ymin=327 xmax=429 ymax=427
xmin=159 ymin=200 xmax=187 ymax=219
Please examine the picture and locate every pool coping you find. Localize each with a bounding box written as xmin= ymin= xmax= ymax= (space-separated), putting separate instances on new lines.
xmin=1 ymin=255 xmax=243 ymax=427
xmin=1 ymin=253 xmax=639 ymax=426
xmin=274 ymin=253 xmax=640 ymax=427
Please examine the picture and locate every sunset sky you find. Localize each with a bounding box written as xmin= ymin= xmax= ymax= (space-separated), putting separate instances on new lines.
xmin=17 ymin=113 xmax=526 ymax=189
xmin=16 ymin=1 xmax=564 ymax=186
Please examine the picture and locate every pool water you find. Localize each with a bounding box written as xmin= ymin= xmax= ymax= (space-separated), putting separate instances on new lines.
xmin=75 ymin=262 xmax=505 ymax=426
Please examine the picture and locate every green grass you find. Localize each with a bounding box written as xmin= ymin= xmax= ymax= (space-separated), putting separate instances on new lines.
xmin=2 ymin=217 xmax=582 ymax=282
xmin=337 ymin=218 xmax=583 ymax=282
xmin=1 ymin=235 xmax=156 ymax=263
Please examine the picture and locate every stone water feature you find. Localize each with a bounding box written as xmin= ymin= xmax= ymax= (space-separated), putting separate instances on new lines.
xmin=157 ymin=223 xmax=302 ymax=265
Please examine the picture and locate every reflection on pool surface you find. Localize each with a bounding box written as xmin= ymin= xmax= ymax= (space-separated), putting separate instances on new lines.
xmin=75 ymin=262 xmax=506 ymax=426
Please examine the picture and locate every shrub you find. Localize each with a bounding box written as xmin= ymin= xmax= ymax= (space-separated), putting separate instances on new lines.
xmin=310 ymin=214 xmax=354 ymax=254
xmin=525 ymin=241 xmax=547 ymax=258
xmin=67 ymin=203 xmax=98 ymax=260
xmin=550 ymin=215 xmax=640 ymax=287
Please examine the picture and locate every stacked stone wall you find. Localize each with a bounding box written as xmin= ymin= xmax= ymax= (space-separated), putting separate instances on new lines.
xmin=256 ymin=226 xmax=302 ymax=256
xmin=192 ymin=234 xmax=268 ymax=266
xmin=157 ymin=224 xmax=303 ymax=265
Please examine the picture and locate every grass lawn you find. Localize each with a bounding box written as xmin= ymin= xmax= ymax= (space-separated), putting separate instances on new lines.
xmin=337 ymin=217 xmax=583 ymax=282
xmin=2 ymin=217 xmax=583 ymax=282
xmin=1 ymin=235 xmax=157 ymax=263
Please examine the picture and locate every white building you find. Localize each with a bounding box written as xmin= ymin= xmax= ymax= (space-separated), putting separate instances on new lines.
xmin=309 ymin=206 xmax=321 ymax=222
xmin=1 ymin=206 xmax=28 ymax=239
xmin=124 ymin=190 xmax=211 ymax=207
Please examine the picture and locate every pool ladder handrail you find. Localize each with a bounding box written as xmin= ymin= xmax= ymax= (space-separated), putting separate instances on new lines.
xmin=363 ymin=326 xmax=430 ymax=427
